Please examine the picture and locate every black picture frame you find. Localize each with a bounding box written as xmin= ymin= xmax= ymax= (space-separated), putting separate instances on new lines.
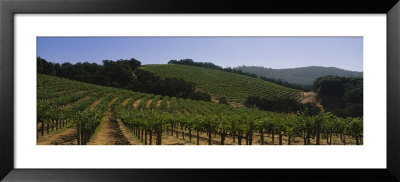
xmin=1 ymin=0 xmax=399 ymax=181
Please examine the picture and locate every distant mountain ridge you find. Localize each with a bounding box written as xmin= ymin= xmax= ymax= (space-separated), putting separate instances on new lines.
xmin=236 ymin=66 xmax=363 ymax=86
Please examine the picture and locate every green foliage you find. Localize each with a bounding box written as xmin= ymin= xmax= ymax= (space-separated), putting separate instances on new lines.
xmin=302 ymin=103 xmax=321 ymax=116
xmin=349 ymin=117 xmax=363 ymax=138
xmin=259 ymin=76 xmax=309 ymax=91
xmin=218 ymin=97 xmax=228 ymax=105
xmin=143 ymin=64 xmax=301 ymax=104
xmin=237 ymin=65 xmax=363 ymax=86
xmin=314 ymin=77 xmax=345 ymax=97
xmin=37 ymin=57 xmax=211 ymax=102
xmin=168 ymin=59 xmax=258 ymax=78
xmin=313 ymin=76 xmax=363 ymax=117
xmin=244 ymin=96 xmax=321 ymax=115
xmin=37 ymin=57 xmax=56 ymax=76
xmin=38 ymin=74 xmax=363 ymax=145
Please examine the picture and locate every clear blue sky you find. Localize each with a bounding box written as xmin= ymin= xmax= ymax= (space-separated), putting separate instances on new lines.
xmin=37 ymin=37 xmax=363 ymax=72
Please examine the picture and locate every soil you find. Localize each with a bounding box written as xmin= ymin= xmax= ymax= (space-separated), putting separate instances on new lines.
xmin=157 ymin=100 xmax=162 ymax=107
xmin=90 ymin=96 xmax=105 ymax=111
xmin=58 ymin=96 xmax=87 ymax=109
xmin=133 ymin=98 xmax=142 ymax=109
xmin=300 ymin=92 xmax=324 ymax=110
xmin=210 ymin=97 xmax=219 ymax=104
xmin=139 ymin=130 xmax=194 ymax=145
xmin=115 ymin=118 xmax=142 ymax=145
xmin=38 ymin=91 xmax=359 ymax=145
xmin=37 ymin=127 xmax=77 ymax=145
xmin=121 ymin=97 xmax=132 ymax=107
xmin=146 ymin=99 xmax=153 ymax=108
xmin=75 ymin=90 xmax=88 ymax=94
xmin=87 ymin=98 xmax=131 ymax=145
xmin=37 ymin=96 xmax=107 ymax=145
xmin=162 ymin=128 xmax=358 ymax=145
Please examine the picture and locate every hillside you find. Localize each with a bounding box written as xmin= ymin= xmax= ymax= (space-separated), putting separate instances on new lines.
xmin=37 ymin=74 xmax=362 ymax=145
xmin=142 ymin=64 xmax=301 ymax=104
xmin=236 ymin=66 xmax=363 ymax=86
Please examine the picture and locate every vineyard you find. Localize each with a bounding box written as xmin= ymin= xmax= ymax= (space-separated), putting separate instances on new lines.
xmin=37 ymin=74 xmax=363 ymax=145
xmin=142 ymin=64 xmax=302 ymax=104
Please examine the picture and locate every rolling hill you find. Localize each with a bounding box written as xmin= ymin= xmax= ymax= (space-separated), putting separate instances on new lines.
xmin=236 ymin=66 xmax=363 ymax=86
xmin=142 ymin=64 xmax=301 ymax=104
xmin=37 ymin=74 xmax=362 ymax=146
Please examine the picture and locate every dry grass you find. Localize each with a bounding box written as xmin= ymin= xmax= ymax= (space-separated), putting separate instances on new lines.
xmin=90 ymin=96 xmax=105 ymax=111
xmin=88 ymin=98 xmax=131 ymax=145
xmin=115 ymin=118 xmax=142 ymax=145
xmin=37 ymin=128 xmax=77 ymax=145
xmin=146 ymin=99 xmax=153 ymax=108
xmin=133 ymin=98 xmax=142 ymax=108
xmin=300 ymin=92 xmax=324 ymax=111
xmin=155 ymin=128 xmax=360 ymax=145
xmin=121 ymin=97 xmax=132 ymax=107
xmin=157 ymin=100 xmax=162 ymax=107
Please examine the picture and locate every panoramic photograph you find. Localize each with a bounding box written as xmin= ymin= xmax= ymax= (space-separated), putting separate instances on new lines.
xmin=36 ymin=37 xmax=363 ymax=145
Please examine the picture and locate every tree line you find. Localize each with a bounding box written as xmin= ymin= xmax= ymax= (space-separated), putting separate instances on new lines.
xmin=244 ymin=96 xmax=320 ymax=115
xmin=313 ymin=76 xmax=363 ymax=118
xmin=37 ymin=57 xmax=211 ymax=102
xmin=243 ymin=75 xmax=363 ymax=118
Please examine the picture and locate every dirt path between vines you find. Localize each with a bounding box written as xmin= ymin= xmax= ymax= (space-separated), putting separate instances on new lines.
xmin=37 ymin=95 xmax=108 ymax=145
xmin=115 ymin=119 xmax=143 ymax=145
xmin=133 ymin=98 xmax=142 ymax=108
xmin=146 ymin=99 xmax=153 ymax=108
xmin=37 ymin=127 xmax=77 ymax=145
xmin=300 ymin=92 xmax=324 ymax=110
xmin=157 ymin=100 xmax=162 ymax=107
xmin=88 ymin=98 xmax=131 ymax=145
xmin=122 ymin=97 xmax=132 ymax=107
